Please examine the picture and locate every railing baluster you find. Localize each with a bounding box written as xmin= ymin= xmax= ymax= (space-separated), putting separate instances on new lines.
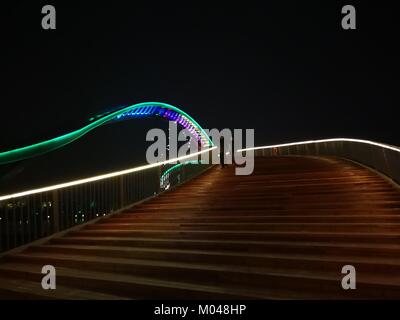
xmin=53 ymin=190 xmax=60 ymax=233
xmin=0 ymin=202 xmax=3 ymax=252
xmin=12 ymin=200 xmax=17 ymax=248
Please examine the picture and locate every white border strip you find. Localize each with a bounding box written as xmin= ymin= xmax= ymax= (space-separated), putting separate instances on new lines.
xmin=0 ymin=147 xmax=217 ymax=201
xmin=237 ymin=138 xmax=400 ymax=153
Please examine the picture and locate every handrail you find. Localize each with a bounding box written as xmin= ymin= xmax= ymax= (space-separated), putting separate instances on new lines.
xmin=238 ymin=137 xmax=400 ymax=185
xmin=0 ymin=147 xmax=216 ymax=201
xmin=238 ymin=138 xmax=400 ymax=153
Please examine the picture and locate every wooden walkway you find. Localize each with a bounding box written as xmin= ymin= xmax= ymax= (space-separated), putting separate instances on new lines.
xmin=1 ymin=156 xmax=400 ymax=299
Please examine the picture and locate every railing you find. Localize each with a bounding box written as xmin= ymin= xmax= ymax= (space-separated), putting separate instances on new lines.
xmin=0 ymin=148 xmax=215 ymax=253
xmin=240 ymin=138 xmax=400 ymax=184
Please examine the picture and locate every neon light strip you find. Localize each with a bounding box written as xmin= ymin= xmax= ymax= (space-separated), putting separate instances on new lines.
xmin=0 ymin=147 xmax=216 ymax=201
xmin=117 ymin=107 xmax=205 ymax=144
xmin=0 ymin=102 xmax=214 ymax=165
xmin=237 ymin=138 xmax=400 ymax=153
xmin=160 ymin=160 xmax=203 ymax=183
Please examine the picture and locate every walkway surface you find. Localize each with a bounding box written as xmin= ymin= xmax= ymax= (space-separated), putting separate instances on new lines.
xmin=1 ymin=156 xmax=400 ymax=299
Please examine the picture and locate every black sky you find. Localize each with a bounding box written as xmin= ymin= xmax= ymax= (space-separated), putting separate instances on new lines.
xmin=0 ymin=1 xmax=399 ymax=190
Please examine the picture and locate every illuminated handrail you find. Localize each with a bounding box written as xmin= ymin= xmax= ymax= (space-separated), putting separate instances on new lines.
xmin=239 ymin=137 xmax=400 ymax=184
xmin=0 ymin=147 xmax=216 ymax=201
xmin=238 ymin=138 xmax=400 ymax=153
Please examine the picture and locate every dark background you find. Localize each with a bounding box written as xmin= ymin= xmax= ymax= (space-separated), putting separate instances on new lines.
xmin=0 ymin=1 xmax=399 ymax=192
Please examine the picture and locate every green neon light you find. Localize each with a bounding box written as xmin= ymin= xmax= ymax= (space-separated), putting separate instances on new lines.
xmin=160 ymin=160 xmax=203 ymax=182
xmin=162 ymin=163 xmax=184 ymax=177
xmin=0 ymin=102 xmax=214 ymax=165
xmin=164 ymin=160 xmax=203 ymax=175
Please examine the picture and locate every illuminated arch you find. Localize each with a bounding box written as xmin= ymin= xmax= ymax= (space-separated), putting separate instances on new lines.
xmin=0 ymin=102 xmax=214 ymax=165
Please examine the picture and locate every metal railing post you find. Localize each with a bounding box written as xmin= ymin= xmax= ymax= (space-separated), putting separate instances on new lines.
xmin=119 ymin=176 xmax=124 ymax=208
xmin=52 ymin=190 xmax=60 ymax=233
xmin=157 ymin=165 xmax=162 ymax=194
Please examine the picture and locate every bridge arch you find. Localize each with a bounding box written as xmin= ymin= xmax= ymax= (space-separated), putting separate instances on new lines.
xmin=0 ymin=102 xmax=214 ymax=165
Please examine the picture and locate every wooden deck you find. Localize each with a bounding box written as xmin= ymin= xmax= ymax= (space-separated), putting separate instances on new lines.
xmin=1 ymin=156 xmax=400 ymax=299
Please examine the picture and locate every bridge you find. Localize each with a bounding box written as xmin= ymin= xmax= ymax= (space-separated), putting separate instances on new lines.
xmin=1 ymin=103 xmax=400 ymax=299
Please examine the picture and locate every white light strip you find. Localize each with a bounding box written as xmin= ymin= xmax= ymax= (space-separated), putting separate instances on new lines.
xmin=237 ymin=138 xmax=400 ymax=153
xmin=0 ymin=147 xmax=217 ymax=201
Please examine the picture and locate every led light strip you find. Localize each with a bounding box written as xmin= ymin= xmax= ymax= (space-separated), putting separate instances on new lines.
xmin=0 ymin=102 xmax=214 ymax=165
xmin=0 ymin=147 xmax=217 ymax=201
xmin=160 ymin=160 xmax=203 ymax=184
xmin=237 ymin=138 xmax=400 ymax=153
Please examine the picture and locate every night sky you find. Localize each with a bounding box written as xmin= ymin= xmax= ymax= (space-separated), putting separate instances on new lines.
xmin=0 ymin=1 xmax=399 ymax=191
